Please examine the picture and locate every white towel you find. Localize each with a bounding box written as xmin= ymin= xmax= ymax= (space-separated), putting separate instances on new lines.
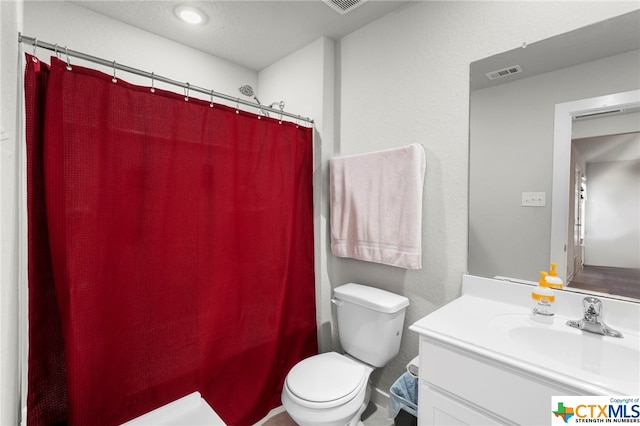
xmin=329 ymin=144 xmax=426 ymax=269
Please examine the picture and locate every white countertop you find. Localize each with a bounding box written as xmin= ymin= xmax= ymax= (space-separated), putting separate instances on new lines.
xmin=410 ymin=275 xmax=640 ymax=396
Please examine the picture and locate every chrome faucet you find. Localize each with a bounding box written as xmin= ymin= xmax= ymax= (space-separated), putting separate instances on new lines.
xmin=566 ymin=297 xmax=623 ymax=338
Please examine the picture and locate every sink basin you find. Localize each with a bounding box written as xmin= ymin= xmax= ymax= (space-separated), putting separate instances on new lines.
xmin=489 ymin=313 xmax=639 ymax=386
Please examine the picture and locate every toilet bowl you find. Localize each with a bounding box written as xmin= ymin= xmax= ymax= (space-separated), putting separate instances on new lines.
xmin=281 ymin=352 xmax=374 ymax=426
xmin=281 ymin=283 xmax=410 ymax=426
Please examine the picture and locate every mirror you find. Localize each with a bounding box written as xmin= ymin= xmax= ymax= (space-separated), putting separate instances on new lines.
xmin=468 ymin=10 xmax=640 ymax=301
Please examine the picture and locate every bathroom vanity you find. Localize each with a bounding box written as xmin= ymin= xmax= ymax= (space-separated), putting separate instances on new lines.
xmin=410 ymin=275 xmax=640 ymax=425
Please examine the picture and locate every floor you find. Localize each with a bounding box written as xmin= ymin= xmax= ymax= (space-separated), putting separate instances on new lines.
xmin=256 ymin=402 xmax=395 ymax=426
xmin=568 ymin=264 xmax=640 ymax=300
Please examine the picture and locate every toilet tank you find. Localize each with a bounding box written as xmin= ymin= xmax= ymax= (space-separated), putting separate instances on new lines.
xmin=333 ymin=283 xmax=410 ymax=368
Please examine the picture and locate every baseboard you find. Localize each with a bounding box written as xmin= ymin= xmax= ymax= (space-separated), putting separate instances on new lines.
xmin=370 ymin=386 xmax=390 ymax=411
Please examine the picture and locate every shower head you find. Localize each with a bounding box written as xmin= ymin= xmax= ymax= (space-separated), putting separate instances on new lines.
xmin=239 ymin=84 xmax=255 ymax=98
xmin=238 ymin=84 xmax=271 ymax=117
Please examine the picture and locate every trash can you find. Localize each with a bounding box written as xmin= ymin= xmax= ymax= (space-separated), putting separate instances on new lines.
xmin=388 ymin=372 xmax=418 ymax=426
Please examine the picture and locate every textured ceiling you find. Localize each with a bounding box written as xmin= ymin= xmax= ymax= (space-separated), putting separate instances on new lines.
xmin=71 ymin=0 xmax=411 ymax=71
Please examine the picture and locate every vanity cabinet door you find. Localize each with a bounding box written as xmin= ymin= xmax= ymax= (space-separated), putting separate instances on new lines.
xmin=419 ymin=386 xmax=503 ymax=426
xmin=418 ymin=335 xmax=580 ymax=425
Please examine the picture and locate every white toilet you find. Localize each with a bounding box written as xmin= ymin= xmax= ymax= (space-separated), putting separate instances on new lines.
xmin=282 ymin=283 xmax=409 ymax=426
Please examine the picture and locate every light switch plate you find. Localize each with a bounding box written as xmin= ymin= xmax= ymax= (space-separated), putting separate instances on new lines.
xmin=522 ymin=192 xmax=546 ymax=207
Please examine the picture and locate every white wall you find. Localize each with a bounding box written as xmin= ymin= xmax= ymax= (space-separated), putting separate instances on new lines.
xmin=586 ymin=157 xmax=640 ymax=268
xmin=337 ymin=0 xmax=639 ymax=397
xmin=23 ymin=1 xmax=257 ymax=103
xmin=1 ymin=1 xmax=23 ymax=424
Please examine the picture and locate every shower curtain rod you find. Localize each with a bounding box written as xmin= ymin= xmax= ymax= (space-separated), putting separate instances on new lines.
xmin=18 ymin=33 xmax=314 ymax=125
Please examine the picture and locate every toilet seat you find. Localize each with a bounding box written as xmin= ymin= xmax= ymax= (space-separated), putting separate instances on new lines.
xmin=285 ymin=352 xmax=368 ymax=409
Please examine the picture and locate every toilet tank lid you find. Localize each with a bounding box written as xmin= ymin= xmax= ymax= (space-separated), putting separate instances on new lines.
xmin=334 ymin=283 xmax=409 ymax=313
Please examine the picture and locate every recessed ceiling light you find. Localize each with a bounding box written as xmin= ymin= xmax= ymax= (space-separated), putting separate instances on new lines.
xmin=174 ymin=5 xmax=207 ymax=25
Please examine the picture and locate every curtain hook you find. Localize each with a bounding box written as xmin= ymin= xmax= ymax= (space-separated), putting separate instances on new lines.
xmin=54 ymin=43 xmax=61 ymax=59
xmin=65 ymin=46 xmax=72 ymax=71
xmin=32 ymin=39 xmax=38 ymax=62
xmin=209 ymin=89 xmax=214 ymax=108
xmin=236 ymin=98 xmax=240 ymax=114
xmin=278 ymin=101 xmax=284 ymax=124
xmin=150 ymin=72 xmax=155 ymax=93
xmin=184 ymin=83 xmax=190 ymax=101
xmin=112 ymin=61 xmax=118 ymax=83
xmin=296 ymin=115 xmax=301 ymax=128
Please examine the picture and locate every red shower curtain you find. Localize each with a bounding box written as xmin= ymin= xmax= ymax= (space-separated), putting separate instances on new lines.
xmin=25 ymin=54 xmax=317 ymax=426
